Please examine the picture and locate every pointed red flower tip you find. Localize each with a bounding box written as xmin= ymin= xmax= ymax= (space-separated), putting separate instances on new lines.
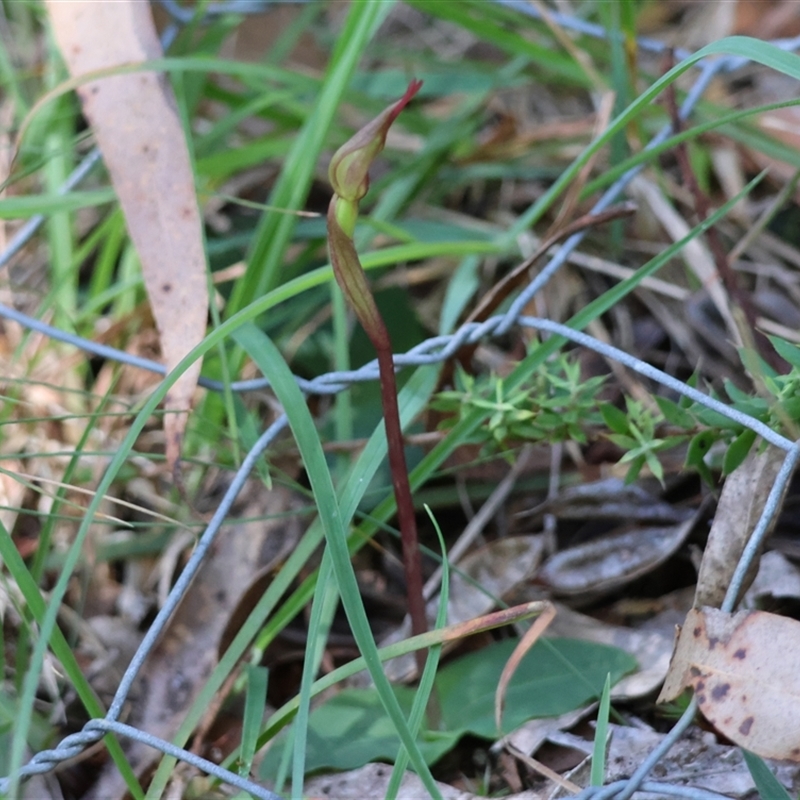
xmin=385 ymin=78 xmax=424 ymax=127
xmin=329 ymin=79 xmax=423 ymax=203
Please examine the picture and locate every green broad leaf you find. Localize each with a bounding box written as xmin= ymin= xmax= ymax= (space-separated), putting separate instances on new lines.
xmin=260 ymin=687 xmax=459 ymax=778
xmin=436 ymin=637 xmax=637 ymax=738
xmin=723 ymin=428 xmax=757 ymax=476
xmin=686 ymin=430 xmax=716 ymax=461
xmin=767 ymin=335 xmax=800 ymax=371
xmin=742 ymin=749 xmax=793 ymax=800
xmin=567 ymin=425 xmax=587 ymax=444
xmin=430 ymin=392 xmax=462 ymax=406
xmin=454 ymin=365 xmax=474 ymax=394
xmin=600 ymin=403 xmax=630 ymax=435
xmin=763 ymin=374 xmax=782 ymax=399
xmin=261 ymin=637 xmax=636 ymax=779
xmin=0 ymin=690 xmax=56 ymax=755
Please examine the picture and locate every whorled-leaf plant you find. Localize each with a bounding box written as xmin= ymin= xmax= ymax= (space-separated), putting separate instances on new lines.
xmin=327 ymin=81 xmax=428 ymax=649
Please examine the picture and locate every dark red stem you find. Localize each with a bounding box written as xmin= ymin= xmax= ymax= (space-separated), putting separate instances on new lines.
xmin=372 ymin=322 xmax=428 ymax=670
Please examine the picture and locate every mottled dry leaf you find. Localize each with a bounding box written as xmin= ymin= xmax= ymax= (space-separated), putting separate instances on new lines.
xmin=46 ymin=1 xmax=208 ymax=474
xmin=658 ymin=607 xmax=800 ymax=761
xmin=694 ymin=445 xmax=789 ymax=608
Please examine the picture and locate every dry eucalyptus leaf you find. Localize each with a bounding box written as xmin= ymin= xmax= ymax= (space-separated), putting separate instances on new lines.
xmin=658 ymin=607 xmax=800 ymax=761
xmin=538 ymin=513 xmax=699 ymax=601
xmin=694 ymin=444 xmax=790 ymax=608
xmin=46 ymin=0 xmax=208 ymax=475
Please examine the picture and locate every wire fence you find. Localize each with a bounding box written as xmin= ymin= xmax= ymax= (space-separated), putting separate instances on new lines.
xmin=1 ymin=1 xmax=799 ymax=798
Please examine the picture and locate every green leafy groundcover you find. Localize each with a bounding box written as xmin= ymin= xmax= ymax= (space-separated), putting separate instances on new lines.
xmin=261 ymin=636 xmax=637 ymax=777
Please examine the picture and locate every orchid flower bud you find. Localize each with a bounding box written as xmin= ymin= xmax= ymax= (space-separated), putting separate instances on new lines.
xmin=327 ymin=79 xmax=423 ymax=323
xmin=328 ymin=79 xmax=422 ymax=208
